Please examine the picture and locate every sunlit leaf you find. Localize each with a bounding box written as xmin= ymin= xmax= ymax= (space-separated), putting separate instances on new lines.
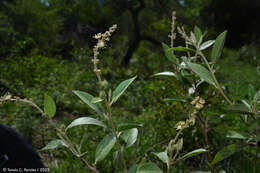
xmin=187 ymin=62 xmax=215 ymax=86
xmin=91 ymin=97 xmax=103 ymax=103
xmin=212 ymin=144 xmax=237 ymax=165
xmin=120 ymin=128 xmax=138 ymax=148
xmin=136 ymin=162 xmax=163 ymax=173
xmin=211 ymin=31 xmax=227 ymax=62
xmin=152 ymin=151 xmax=169 ymax=164
xmin=152 ymin=72 xmax=176 ymax=77
xmin=226 ymin=131 xmax=248 ymax=140
xmin=111 ymin=76 xmax=137 ymax=104
xmin=66 ymin=117 xmax=106 ymax=131
xmin=179 ymin=148 xmax=207 ymax=161
xmin=95 ymin=133 xmax=116 ymax=163
xmin=44 ymin=95 xmax=56 ymax=118
xmin=241 ymin=99 xmax=251 ymax=110
xmin=200 ymin=40 xmax=215 ymax=50
xmin=41 ymin=139 xmax=67 ymax=151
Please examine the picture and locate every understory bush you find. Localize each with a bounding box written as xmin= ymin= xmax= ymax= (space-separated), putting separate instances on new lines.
xmin=0 ymin=12 xmax=260 ymax=173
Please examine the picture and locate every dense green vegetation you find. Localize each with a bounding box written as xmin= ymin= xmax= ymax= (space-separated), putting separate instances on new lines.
xmin=0 ymin=0 xmax=260 ymax=172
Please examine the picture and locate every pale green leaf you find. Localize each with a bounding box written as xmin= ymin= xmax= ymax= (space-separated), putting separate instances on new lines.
xmin=241 ymin=99 xmax=251 ymax=110
xmin=187 ymin=62 xmax=216 ymax=86
xmin=44 ymin=95 xmax=56 ymax=118
xmin=66 ymin=117 xmax=106 ymax=131
xmin=120 ymin=128 xmax=138 ymax=148
xmin=164 ymin=98 xmax=187 ymax=102
xmin=253 ymin=90 xmax=260 ymax=102
xmin=176 ymin=138 xmax=183 ymax=151
xmin=190 ymin=32 xmax=197 ymax=44
xmin=212 ymin=144 xmax=237 ymax=165
xmin=226 ymin=131 xmax=248 ymax=140
xmin=200 ymin=40 xmax=215 ymax=50
xmin=41 ymin=139 xmax=67 ymax=151
xmin=152 ymin=72 xmax=176 ymax=77
xmin=73 ymin=90 xmax=103 ymax=115
xmin=179 ymin=148 xmax=207 ymax=161
xmin=152 ymin=151 xmax=169 ymax=164
xmin=162 ymin=43 xmax=177 ymax=64
xmin=211 ymin=31 xmax=227 ymax=62
xmin=248 ymin=84 xmax=256 ymax=101
xmin=91 ymin=97 xmax=103 ymax=103
xmin=95 ymin=133 xmax=116 ymax=163
xmin=194 ymin=26 xmax=202 ymax=43
xmin=136 ymin=162 xmax=163 ymax=173
xmin=111 ymin=76 xmax=137 ymax=104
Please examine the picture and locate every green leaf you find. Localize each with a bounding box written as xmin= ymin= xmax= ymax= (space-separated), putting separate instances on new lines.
xmin=179 ymin=148 xmax=207 ymax=161
xmin=176 ymin=138 xmax=183 ymax=151
xmin=162 ymin=43 xmax=177 ymax=64
xmin=73 ymin=90 xmax=103 ymax=115
xmin=152 ymin=72 xmax=176 ymax=77
xmin=152 ymin=151 xmax=169 ymax=164
xmin=66 ymin=117 xmax=106 ymax=131
xmin=169 ymin=46 xmax=195 ymax=53
xmin=211 ymin=31 xmax=227 ymax=62
xmin=41 ymin=139 xmax=67 ymax=151
xmin=248 ymin=84 xmax=256 ymax=101
xmin=44 ymin=95 xmax=56 ymax=118
xmin=191 ymin=171 xmax=211 ymax=173
xmin=136 ymin=162 xmax=163 ymax=173
xmin=253 ymin=90 xmax=260 ymax=102
xmin=241 ymin=99 xmax=251 ymax=110
xmin=118 ymin=123 xmax=143 ymax=131
xmin=113 ymin=150 xmax=121 ymax=166
xmin=95 ymin=133 xmax=116 ymax=163
xmin=225 ymin=104 xmax=251 ymax=114
xmin=212 ymin=144 xmax=237 ymax=165
xmin=129 ymin=164 xmax=138 ymax=173
xmin=194 ymin=26 xmax=202 ymax=42
xmin=187 ymin=62 xmax=216 ymax=86
xmin=226 ymin=130 xmax=248 ymax=140
xmin=164 ymin=98 xmax=187 ymax=102
xmin=120 ymin=128 xmax=138 ymax=148
xmin=200 ymin=40 xmax=215 ymax=50
xmin=111 ymin=76 xmax=137 ymax=104
xmin=91 ymin=97 xmax=103 ymax=103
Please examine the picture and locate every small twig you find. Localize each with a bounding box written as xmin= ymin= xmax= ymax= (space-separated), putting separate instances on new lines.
xmin=106 ymin=103 xmax=128 ymax=173
xmin=198 ymin=51 xmax=233 ymax=105
xmin=196 ymin=115 xmax=215 ymax=173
